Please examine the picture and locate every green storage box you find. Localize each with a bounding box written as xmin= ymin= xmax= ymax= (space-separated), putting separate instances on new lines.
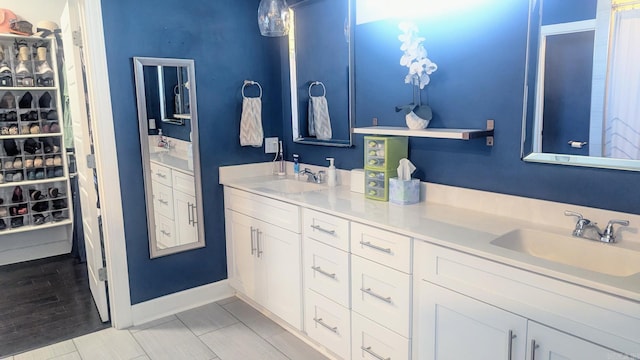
xmin=364 ymin=136 xmax=408 ymax=201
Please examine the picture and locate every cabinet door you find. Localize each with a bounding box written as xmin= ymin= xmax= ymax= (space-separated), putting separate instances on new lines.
xmin=527 ymin=322 xmax=634 ymax=360
xmin=418 ymin=281 xmax=527 ymax=360
xmin=225 ymin=210 xmax=259 ymax=301
xmin=173 ymin=190 xmax=197 ymax=245
xmin=258 ymin=221 xmax=302 ymax=330
xmin=152 ymin=181 xmax=174 ymax=219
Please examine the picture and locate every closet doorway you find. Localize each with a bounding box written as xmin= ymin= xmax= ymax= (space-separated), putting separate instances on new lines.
xmin=0 ymin=0 xmax=114 ymax=356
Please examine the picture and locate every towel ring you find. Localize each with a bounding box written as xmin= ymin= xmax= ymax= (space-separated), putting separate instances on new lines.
xmin=308 ymin=81 xmax=326 ymax=98
xmin=242 ymin=80 xmax=263 ymax=99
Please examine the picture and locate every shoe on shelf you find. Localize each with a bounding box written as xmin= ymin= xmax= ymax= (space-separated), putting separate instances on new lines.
xmin=18 ymin=92 xmax=32 ymax=108
xmin=48 ymin=187 xmax=59 ymax=198
xmin=36 ymin=61 xmax=53 ymax=77
xmin=0 ymin=206 xmax=6 ymax=217
xmin=52 ymin=198 xmax=66 ymax=209
xmin=29 ymin=189 xmax=44 ymax=201
xmin=15 ymin=61 xmax=31 ymax=76
xmin=10 ymin=216 xmax=24 ymax=228
xmin=12 ymin=172 xmax=22 ymax=182
xmin=0 ymin=92 xmax=15 ymax=109
xmin=12 ymin=186 xmax=23 ymax=203
xmin=32 ymin=201 xmax=48 ymax=212
xmin=45 ymin=157 xmax=54 ymax=166
xmin=4 ymin=160 xmax=12 ymax=169
xmin=33 ymin=156 xmax=43 ymax=167
xmin=53 ymin=155 xmax=62 ymax=166
xmin=39 ymin=92 xmax=52 ymax=108
xmin=33 ymin=213 xmax=47 ymax=225
xmin=0 ymin=219 xmax=6 ymax=230
xmin=52 ymin=211 xmax=65 ymax=222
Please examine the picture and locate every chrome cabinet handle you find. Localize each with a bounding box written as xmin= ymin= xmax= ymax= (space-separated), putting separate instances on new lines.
xmin=311 ymin=266 xmax=336 ymax=279
xmin=250 ymin=227 xmax=256 ymax=255
xmin=187 ymin=202 xmax=193 ymax=225
xmin=190 ymin=203 xmax=197 ymax=226
xmin=507 ymin=330 xmax=516 ymax=360
xmin=361 ymin=346 xmax=390 ymax=360
xmin=156 ymin=173 xmax=167 ymax=178
xmin=360 ymin=287 xmax=392 ymax=303
xmin=360 ymin=241 xmax=391 ymax=254
xmin=159 ymin=199 xmax=169 ymax=205
xmin=161 ymin=230 xmax=171 ymax=236
xmin=310 ymin=224 xmax=336 ymax=235
xmin=313 ymin=317 xmax=338 ymax=333
xmin=530 ymin=339 xmax=539 ymax=360
xmin=256 ymin=230 xmax=263 ymax=258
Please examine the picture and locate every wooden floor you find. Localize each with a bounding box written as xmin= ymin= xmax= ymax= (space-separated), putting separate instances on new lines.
xmin=0 ymin=254 xmax=110 ymax=357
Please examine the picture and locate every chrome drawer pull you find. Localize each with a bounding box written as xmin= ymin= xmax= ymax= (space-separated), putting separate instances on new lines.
xmin=507 ymin=330 xmax=516 ymax=360
xmin=250 ymin=227 xmax=257 ymax=255
xmin=361 ymin=346 xmax=390 ymax=360
xmin=256 ymin=230 xmax=263 ymax=258
xmin=313 ymin=317 xmax=338 ymax=333
xmin=156 ymin=173 xmax=167 ymax=178
xmin=360 ymin=287 xmax=392 ymax=303
xmin=160 ymin=230 xmax=171 ymax=236
xmin=310 ymin=224 xmax=336 ymax=235
xmin=158 ymin=199 xmax=169 ymax=205
xmin=311 ymin=266 xmax=336 ymax=279
xmin=360 ymin=241 xmax=391 ymax=254
xmin=530 ymin=339 xmax=539 ymax=360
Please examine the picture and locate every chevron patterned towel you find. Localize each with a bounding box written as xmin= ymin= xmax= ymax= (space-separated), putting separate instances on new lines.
xmin=240 ymin=97 xmax=263 ymax=147
xmin=310 ymin=95 xmax=332 ymax=140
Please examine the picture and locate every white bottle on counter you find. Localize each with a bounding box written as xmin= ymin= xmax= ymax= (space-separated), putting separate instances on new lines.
xmin=326 ymin=157 xmax=337 ymax=187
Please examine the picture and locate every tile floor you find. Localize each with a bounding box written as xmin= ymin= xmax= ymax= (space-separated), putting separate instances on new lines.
xmin=1 ymin=297 xmax=329 ymax=360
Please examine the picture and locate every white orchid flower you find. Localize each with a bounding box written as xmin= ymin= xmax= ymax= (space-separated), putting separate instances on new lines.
xmin=398 ymin=22 xmax=437 ymax=90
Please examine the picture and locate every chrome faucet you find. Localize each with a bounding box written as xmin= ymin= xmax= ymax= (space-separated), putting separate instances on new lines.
xmin=564 ymin=210 xmax=629 ymax=243
xmin=300 ymin=168 xmax=325 ymax=184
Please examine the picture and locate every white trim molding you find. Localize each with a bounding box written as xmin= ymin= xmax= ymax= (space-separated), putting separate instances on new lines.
xmin=131 ymin=280 xmax=234 ymax=326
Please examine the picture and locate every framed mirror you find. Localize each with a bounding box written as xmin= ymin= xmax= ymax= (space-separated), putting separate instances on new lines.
xmin=133 ymin=57 xmax=205 ymax=258
xmin=522 ymin=0 xmax=640 ymax=171
xmin=289 ymin=0 xmax=354 ymax=147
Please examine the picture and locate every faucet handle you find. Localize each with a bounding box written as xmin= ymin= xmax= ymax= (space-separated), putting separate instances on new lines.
xmin=601 ymin=219 xmax=630 ymax=243
xmin=564 ymin=210 xmax=584 ymax=220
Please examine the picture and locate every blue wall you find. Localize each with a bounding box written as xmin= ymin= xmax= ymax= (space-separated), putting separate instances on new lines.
xmin=101 ymin=0 xmax=283 ymax=304
xmin=284 ymin=1 xmax=639 ymax=215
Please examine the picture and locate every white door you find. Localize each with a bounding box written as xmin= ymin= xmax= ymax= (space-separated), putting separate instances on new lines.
xmin=225 ymin=210 xmax=258 ymax=300
xmin=60 ymin=3 xmax=109 ymax=322
xmin=527 ymin=322 xmax=634 ymax=360
xmin=419 ymin=281 xmax=527 ymax=360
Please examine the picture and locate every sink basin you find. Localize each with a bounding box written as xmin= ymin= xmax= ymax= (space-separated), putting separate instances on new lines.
xmin=255 ymin=179 xmax=325 ymax=194
xmin=491 ymin=229 xmax=640 ymax=277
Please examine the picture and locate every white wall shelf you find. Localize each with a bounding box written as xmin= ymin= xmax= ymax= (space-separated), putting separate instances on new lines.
xmin=353 ymin=119 xmax=495 ymax=146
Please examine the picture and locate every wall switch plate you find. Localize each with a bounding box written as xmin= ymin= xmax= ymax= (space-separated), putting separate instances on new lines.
xmin=265 ymin=137 xmax=279 ymax=153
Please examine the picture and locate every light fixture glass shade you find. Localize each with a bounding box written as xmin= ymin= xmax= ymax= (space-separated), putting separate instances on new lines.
xmin=258 ymin=0 xmax=290 ymax=37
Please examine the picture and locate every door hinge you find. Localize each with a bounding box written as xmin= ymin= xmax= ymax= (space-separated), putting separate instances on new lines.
xmin=72 ymin=30 xmax=83 ymax=47
xmin=86 ymin=153 xmax=96 ymax=169
xmin=98 ymin=267 xmax=108 ymax=281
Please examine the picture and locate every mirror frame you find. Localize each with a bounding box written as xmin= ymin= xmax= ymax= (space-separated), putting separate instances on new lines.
xmin=521 ymin=0 xmax=640 ymax=172
xmin=157 ymin=66 xmax=187 ymax=125
xmin=133 ymin=57 xmax=206 ymax=258
xmin=289 ymin=0 xmax=355 ymax=147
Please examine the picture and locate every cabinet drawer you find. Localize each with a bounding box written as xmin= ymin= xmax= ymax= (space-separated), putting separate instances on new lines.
xmin=351 ymin=222 xmax=411 ymax=273
xmin=225 ymin=187 xmax=300 ymax=233
xmin=304 ymin=239 xmax=350 ymax=308
xmin=150 ymin=162 xmax=172 ymax=187
xmin=152 ymin=181 xmax=174 ymax=219
xmin=305 ymin=289 xmax=351 ymax=360
xmin=172 ymin=170 xmax=195 ymax=196
xmin=155 ymin=214 xmax=176 ymax=249
xmin=351 ymin=255 xmax=412 ymax=337
xmin=352 ymin=311 xmax=410 ymax=360
xmin=303 ymin=208 xmax=350 ymax=252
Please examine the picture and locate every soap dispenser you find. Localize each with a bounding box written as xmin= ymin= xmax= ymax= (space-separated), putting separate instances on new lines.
xmin=326 ymin=157 xmax=337 ymax=187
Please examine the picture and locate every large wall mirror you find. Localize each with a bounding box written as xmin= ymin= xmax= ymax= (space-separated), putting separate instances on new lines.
xmin=133 ymin=57 xmax=205 ymax=258
xmin=289 ymin=0 xmax=354 ymax=147
xmin=522 ymin=0 xmax=640 ymax=171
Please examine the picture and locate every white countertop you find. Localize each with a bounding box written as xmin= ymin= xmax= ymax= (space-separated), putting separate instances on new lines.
xmin=150 ymin=152 xmax=193 ymax=175
xmin=221 ymin=174 xmax=640 ymax=303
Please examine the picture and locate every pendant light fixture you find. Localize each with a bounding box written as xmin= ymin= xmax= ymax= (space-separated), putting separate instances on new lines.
xmin=258 ymin=0 xmax=290 ymax=37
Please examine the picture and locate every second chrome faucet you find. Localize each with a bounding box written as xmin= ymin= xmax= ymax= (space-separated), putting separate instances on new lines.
xmin=564 ymin=210 xmax=629 ymax=243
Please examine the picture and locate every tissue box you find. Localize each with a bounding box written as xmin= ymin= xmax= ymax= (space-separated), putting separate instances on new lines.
xmin=350 ymin=169 xmax=364 ymax=193
xmin=389 ymin=178 xmax=420 ymax=205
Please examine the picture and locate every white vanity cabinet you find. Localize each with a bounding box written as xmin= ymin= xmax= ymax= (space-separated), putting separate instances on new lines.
xmin=413 ymin=240 xmax=640 ymax=360
xmin=225 ymin=187 xmax=302 ymax=330
xmin=150 ymin=161 xmax=197 ymax=248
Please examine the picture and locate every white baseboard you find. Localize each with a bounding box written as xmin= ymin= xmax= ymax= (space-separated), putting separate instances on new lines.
xmin=130 ymin=280 xmax=234 ymax=326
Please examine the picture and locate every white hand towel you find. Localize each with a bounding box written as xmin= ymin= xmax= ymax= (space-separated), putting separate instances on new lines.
xmin=310 ymin=95 xmax=332 ymax=140
xmin=240 ymin=97 xmax=263 ymax=147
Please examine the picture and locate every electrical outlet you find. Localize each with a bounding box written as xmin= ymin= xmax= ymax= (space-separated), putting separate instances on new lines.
xmin=265 ymin=137 xmax=279 ymax=154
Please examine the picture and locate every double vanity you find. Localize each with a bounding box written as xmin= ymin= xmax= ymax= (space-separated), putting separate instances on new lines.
xmin=220 ymin=164 xmax=640 ymax=360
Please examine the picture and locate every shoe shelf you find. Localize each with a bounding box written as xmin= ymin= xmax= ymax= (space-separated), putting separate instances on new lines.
xmin=0 ymin=34 xmax=73 ymax=250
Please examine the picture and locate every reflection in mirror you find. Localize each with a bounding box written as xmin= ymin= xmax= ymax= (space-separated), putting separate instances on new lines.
xmin=289 ymin=0 xmax=354 ymax=147
xmin=133 ymin=57 xmax=205 ymax=258
xmin=522 ymin=0 xmax=640 ymax=171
